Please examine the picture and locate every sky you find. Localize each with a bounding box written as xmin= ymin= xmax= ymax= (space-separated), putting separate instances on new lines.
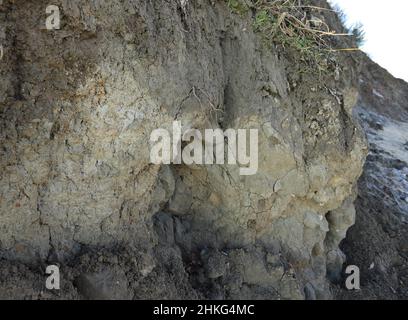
xmin=328 ymin=0 xmax=408 ymax=82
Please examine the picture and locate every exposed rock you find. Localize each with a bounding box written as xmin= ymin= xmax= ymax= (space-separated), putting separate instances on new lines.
xmin=0 ymin=0 xmax=368 ymax=299
xmin=168 ymin=177 xmax=192 ymax=215
xmin=75 ymin=269 xmax=131 ymax=300
xmin=201 ymin=249 xmax=227 ymax=279
xmin=335 ymin=56 xmax=408 ymax=300
xmin=304 ymin=283 xmax=317 ymax=301
xmin=154 ymin=212 xmax=175 ymax=245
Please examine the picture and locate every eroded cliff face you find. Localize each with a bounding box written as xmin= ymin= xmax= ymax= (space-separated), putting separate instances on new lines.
xmin=0 ymin=0 xmax=366 ymax=299
xmin=335 ymin=56 xmax=408 ymax=300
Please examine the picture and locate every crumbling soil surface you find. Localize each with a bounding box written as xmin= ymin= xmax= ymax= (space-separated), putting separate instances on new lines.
xmin=335 ymin=58 xmax=408 ymax=300
xmin=1 ymin=0 xmax=407 ymax=301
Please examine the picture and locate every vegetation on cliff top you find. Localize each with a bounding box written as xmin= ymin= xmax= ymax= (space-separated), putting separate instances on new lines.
xmin=227 ymin=0 xmax=361 ymax=70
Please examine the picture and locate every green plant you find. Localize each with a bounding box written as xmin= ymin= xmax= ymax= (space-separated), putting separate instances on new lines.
xmin=332 ymin=4 xmax=365 ymax=48
xmin=226 ymin=0 xmax=359 ymax=69
xmin=227 ymin=0 xmax=250 ymax=15
xmin=350 ymin=22 xmax=365 ymax=47
xmin=254 ymin=9 xmax=270 ymax=31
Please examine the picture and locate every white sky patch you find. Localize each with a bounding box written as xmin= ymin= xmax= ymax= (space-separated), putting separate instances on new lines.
xmin=328 ymin=0 xmax=408 ymax=82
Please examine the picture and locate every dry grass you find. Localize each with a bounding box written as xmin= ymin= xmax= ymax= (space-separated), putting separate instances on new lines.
xmin=228 ymin=0 xmax=360 ymax=68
